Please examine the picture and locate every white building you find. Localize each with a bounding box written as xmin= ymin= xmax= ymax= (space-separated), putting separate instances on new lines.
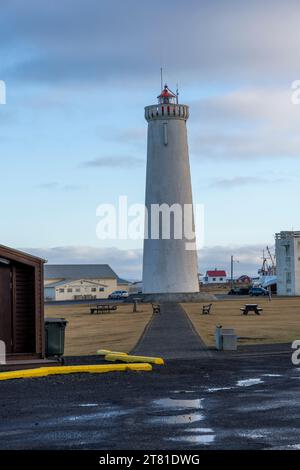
xmin=142 ymin=85 xmax=199 ymax=294
xmin=203 ymin=269 xmax=227 ymax=284
xmin=276 ymin=231 xmax=300 ymax=296
xmin=44 ymin=264 xmax=129 ymax=301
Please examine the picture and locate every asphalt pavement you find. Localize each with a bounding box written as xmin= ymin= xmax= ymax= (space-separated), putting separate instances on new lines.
xmin=0 ymin=353 xmax=299 ymax=450
xmin=0 ymin=301 xmax=298 ymax=450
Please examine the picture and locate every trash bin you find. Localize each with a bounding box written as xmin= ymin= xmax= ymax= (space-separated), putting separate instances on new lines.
xmin=44 ymin=318 xmax=68 ymax=359
xmin=222 ymin=333 xmax=237 ymax=351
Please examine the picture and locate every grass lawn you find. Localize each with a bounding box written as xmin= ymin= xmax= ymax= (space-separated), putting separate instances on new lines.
xmin=45 ymin=303 xmax=153 ymax=356
xmin=182 ymin=296 xmax=300 ymax=346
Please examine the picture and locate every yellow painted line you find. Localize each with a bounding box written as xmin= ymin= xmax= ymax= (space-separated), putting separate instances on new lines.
xmin=96 ymin=349 xmax=128 ymax=356
xmin=105 ymin=353 xmax=165 ymax=365
xmin=0 ymin=363 xmax=152 ymax=381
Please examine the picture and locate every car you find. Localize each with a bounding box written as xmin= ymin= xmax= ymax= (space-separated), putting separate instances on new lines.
xmin=108 ymin=290 xmax=129 ymax=299
xmin=249 ymin=286 xmax=269 ymax=296
xmin=228 ymin=287 xmax=250 ymax=295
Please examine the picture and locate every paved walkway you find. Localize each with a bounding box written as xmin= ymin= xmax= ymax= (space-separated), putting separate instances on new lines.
xmin=132 ymin=302 xmax=212 ymax=359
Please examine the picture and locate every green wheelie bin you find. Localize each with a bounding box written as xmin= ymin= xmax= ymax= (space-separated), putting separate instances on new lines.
xmin=44 ymin=318 xmax=68 ymax=362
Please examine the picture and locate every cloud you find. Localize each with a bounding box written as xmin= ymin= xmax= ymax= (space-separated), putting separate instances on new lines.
xmin=23 ymin=243 xmax=267 ymax=279
xmin=190 ymin=87 xmax=300 ymax=160
xmin=2 ymin=1 xmax=300 ymax=87
xmin=81 ymin=155 xmax=144 ymax=168
xmin=25 ymin=245 xmax=143 ymax=280
xmin=99 ymin=127 xmax=146 ymax=145
xmin=209 ymin=175 xmax=287 ymax=189
xmin=37 ymin=182 xmax=87 ymax=191
xmin=198 ymin=244 xmax=267 ymax=276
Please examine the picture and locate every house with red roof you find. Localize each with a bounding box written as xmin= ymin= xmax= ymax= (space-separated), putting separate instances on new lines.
xmin=203 ymin=269 xmax=227 ymax=284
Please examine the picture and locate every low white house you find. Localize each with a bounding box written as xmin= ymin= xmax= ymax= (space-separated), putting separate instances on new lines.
xmin=44 ymin=264 xmax=129 ymax=301
xmin=45 ymin=279 xmax=109 ymax=301
xmin=203 ymin=269 xmax=227 ymax=284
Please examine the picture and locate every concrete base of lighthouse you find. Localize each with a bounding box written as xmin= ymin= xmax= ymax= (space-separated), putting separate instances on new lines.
xmin=127 ymin=292 xmax=216 ymax=303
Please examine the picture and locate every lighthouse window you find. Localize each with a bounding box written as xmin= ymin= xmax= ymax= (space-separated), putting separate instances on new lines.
xmin=163 ymin=122 xmax=168 ymax=145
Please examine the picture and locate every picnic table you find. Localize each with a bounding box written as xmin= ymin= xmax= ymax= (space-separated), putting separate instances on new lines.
xmin=90 ymin=304 xmax=118 ymax=314
xmin=240 ymin=304 xmax=263 ymax=315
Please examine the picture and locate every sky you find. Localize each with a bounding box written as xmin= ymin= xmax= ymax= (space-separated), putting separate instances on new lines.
xmin=1 ymin=0 xmax=300 ymax=279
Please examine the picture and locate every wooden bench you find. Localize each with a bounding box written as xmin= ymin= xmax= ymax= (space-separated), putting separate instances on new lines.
xmin=202 ymin=303 xmax=212 ymax=315
xmin=240 ymin=304 xmax=263 ymax=316
xmin=90 ymin=304 xmax=118 ymax=314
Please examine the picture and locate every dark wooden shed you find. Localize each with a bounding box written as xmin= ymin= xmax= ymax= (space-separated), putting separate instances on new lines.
xmin=0 ymin=245 xmax=50 ymax=369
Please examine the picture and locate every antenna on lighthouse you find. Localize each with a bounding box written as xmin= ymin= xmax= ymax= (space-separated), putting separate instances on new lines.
xmin=160 ymin=67 xmax=163 ymax=91
xmin=176 ymin=82 xmax=179 ymax=104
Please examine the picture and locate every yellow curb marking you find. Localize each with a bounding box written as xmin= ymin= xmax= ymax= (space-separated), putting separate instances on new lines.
xmin=105 ymin=354 xmax=165 ymax=365
xmin=96 ymin=349 xmax=128 ymax=356
xmin=0 ymin=363 xmax=152 ymax=381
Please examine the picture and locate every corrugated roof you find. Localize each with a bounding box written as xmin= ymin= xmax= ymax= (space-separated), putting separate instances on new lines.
xmin=117 ymin=277 xmax=130 ymax=285
xmin=44 ymin=264 xmax=117 ymax=280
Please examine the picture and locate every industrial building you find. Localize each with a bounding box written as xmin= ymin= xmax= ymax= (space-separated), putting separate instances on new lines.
xmin=275 ymin=231 xmax=300 ymax=296
xmin=44 ymin=264 xmax=129 ymax=301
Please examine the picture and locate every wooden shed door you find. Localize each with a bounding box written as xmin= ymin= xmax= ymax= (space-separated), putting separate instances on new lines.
xmin=0 ymin=265 xmax=12 ymax=353
xmin=13 ymin=264 xmax=36 ymax=354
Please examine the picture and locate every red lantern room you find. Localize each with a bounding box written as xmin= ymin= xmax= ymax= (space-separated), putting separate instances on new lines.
xmin=157 ymin=84 xmax=177 ymax=104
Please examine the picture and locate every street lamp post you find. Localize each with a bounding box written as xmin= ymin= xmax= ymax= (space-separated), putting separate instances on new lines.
xmin=230 ymin=255 xmax=239 ymax=290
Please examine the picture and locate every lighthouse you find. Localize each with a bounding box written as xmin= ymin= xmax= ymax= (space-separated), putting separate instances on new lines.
xmin=142 ymin=85 xmax=200 ymax=296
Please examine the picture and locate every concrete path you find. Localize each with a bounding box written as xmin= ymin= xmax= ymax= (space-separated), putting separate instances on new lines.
xmin=132 ymin=302 xmax=212 ymax=359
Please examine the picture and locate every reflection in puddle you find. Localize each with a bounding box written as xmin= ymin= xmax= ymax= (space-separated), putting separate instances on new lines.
xmin=150 ymin=413 xmax=205 ymax=425
xmin=263 ymin=374 xmax=282 ymax=378
xmin=78 ymin=403 xmax=99 ymax=407
xmin=185 ymin=427 xmax=214 ymax=433
xmin=206 ymin=387 xmax=233 ymax=392
xmin=153 ymin=398 xmax=204 ymax=409
xmin=236 ymin=402 xmax=282 ymax=412
xmin=237 ymin=378 xmax=263 ymax=387
xmin=240 ymin=430 xmax=270 ymax=440
xmin=65 ymin=409 xmax=128 ymax=422
xmin=168 ymin=434 xmax=215 ymax=444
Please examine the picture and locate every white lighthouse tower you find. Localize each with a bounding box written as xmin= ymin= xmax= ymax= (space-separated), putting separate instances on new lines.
xmin=142 ymin=85 xmax=200 ymax=296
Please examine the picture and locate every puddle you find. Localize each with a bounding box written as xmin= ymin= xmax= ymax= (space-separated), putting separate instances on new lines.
xmin=78 ymin=403 xmax=99 ymax=408
xmin=237 ymin=378 xmax=263 ymax=387
xmin=185 ymin=427 xmax=214 ymax=433
xmin=240 ymin=431 xmax=268 ymax=439
xmin=263 ymin=374 xmax=282 ymax=378
xmin=236 ymin=402 xmax=283 ymax=412
xmin=150 ymin=413 xmax=205 ymax=425
xmin=206 ymin=387 xmax=233 ymax=393
xmin=64 ymin=408 xmax=128 ymax=422
xmin=168 ymin=434 xmax=215 ymax=445
xmin=153 ymin=398 xmax=204 ymax=409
